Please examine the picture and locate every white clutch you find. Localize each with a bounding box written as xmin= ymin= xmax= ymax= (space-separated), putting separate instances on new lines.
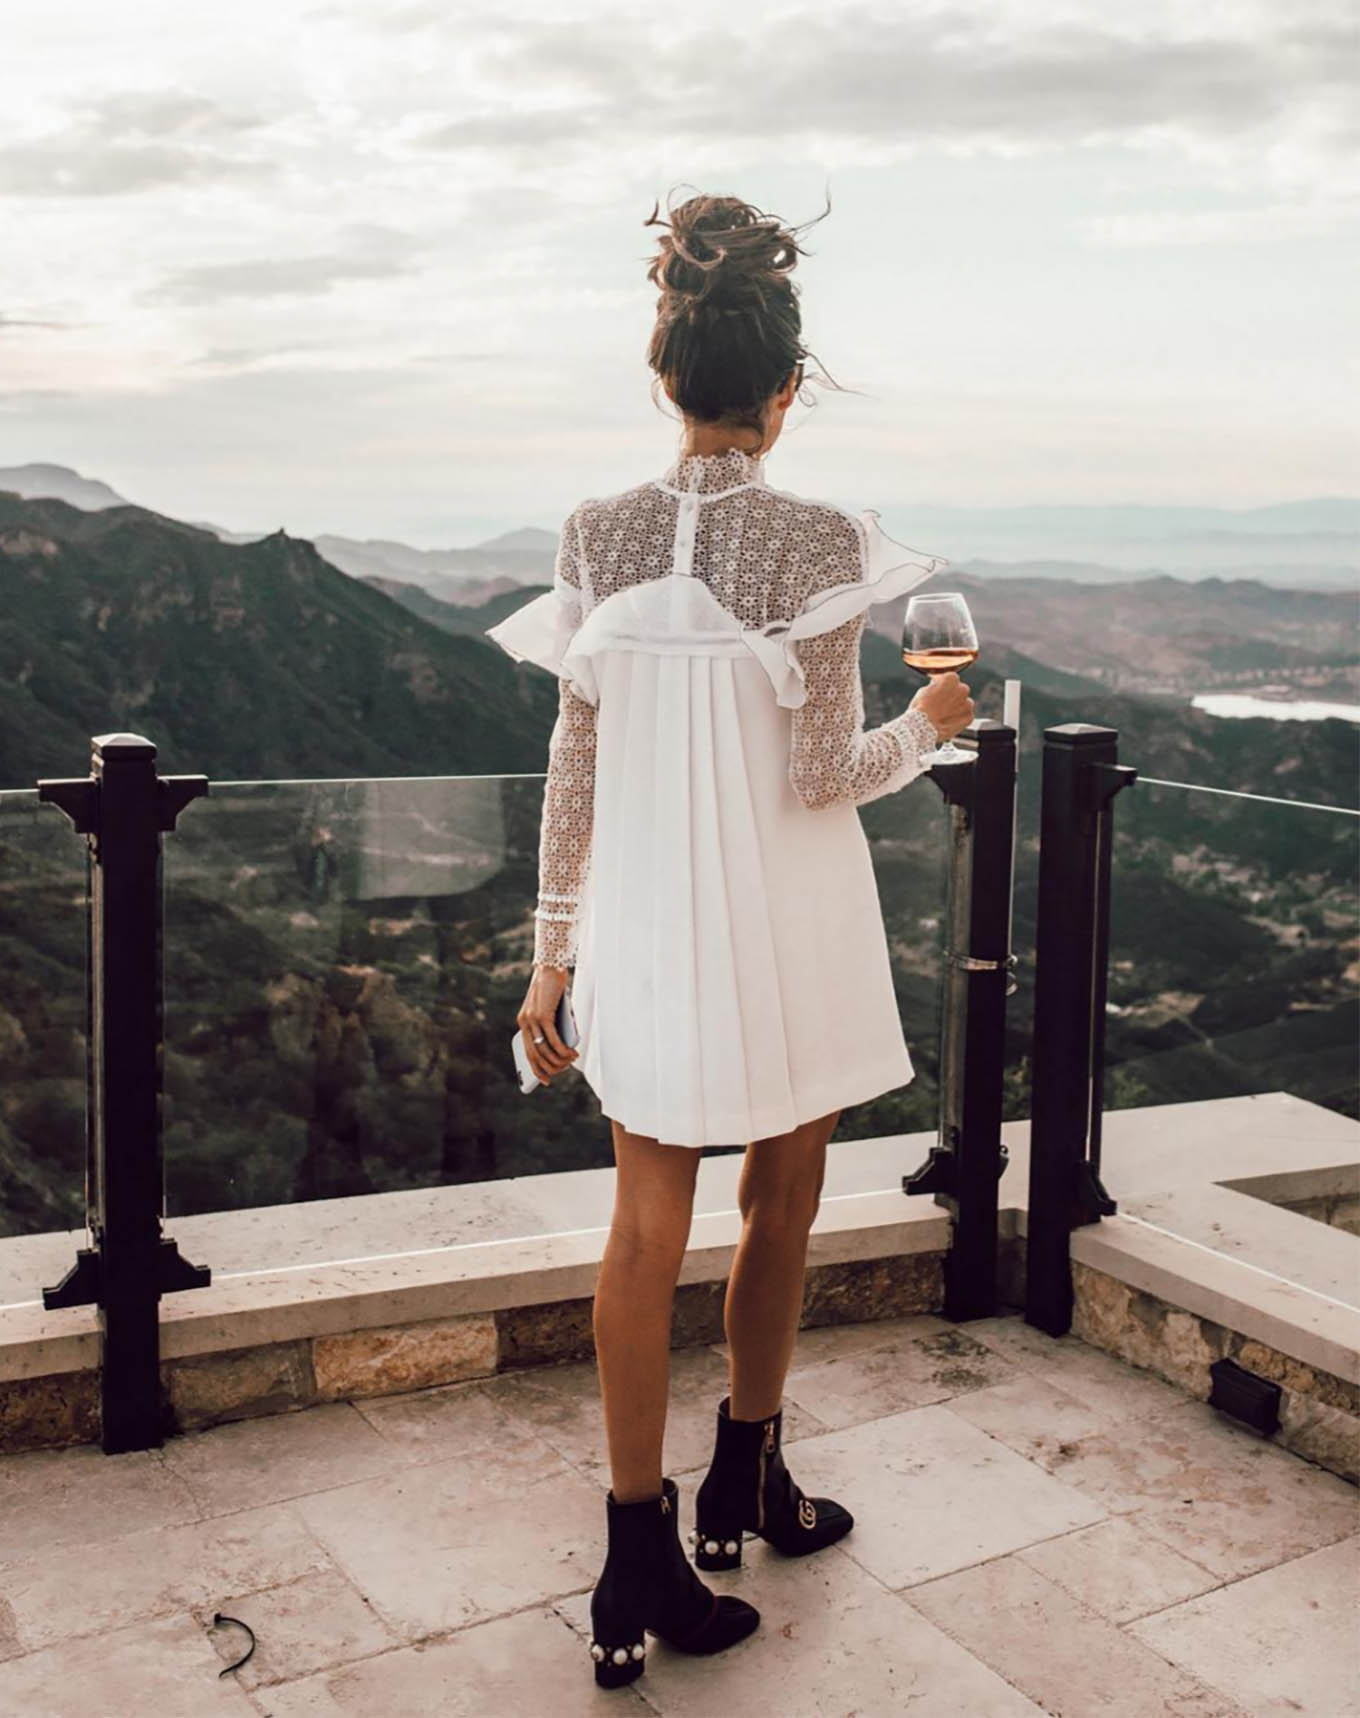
xmin=511 ymin=985 xmax=580 ymax=1094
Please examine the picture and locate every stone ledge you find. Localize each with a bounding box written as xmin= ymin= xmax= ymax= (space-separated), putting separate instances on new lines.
xmin=1069 ymin=1213 xmax=1360 ymax=1388
xmin=0 ymin=1249 xmax=946 ymax=1451
xmin=0 ymin=1189 xmax=950 ymax=1386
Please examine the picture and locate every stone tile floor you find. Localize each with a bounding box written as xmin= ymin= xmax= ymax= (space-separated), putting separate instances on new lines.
xmin=0 ymin=1313 xmax=1356 ymax=1717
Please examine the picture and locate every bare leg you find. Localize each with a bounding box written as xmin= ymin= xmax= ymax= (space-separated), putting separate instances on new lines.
xmin=593 ymin=1118 xmax=702 ymax=1503
xmin=724 ymin=1110 xmax=839 ymax=1421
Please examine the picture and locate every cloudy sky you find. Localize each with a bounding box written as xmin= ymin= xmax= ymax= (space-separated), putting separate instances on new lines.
xmin=1 ymin=0 xmax=1355 ymax=545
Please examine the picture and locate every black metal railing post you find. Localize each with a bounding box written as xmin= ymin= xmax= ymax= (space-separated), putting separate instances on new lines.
xmin=904 ymin=720 xmax=1017 ymax=1320
xmin=37 ymin=733 xmax=212 ymax=1453
xmin=1025 ymin=723 xmax=1137 ymax=1336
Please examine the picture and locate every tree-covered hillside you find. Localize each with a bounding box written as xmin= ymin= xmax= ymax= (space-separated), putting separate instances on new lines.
xmin=0 ymin=492 xmax=558 ymax=788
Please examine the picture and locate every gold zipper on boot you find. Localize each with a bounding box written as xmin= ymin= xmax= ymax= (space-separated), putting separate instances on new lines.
xmin=756 ymin=1418 xmax=775 ymax=1532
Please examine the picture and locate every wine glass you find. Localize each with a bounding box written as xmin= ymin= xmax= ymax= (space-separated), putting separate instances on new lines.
xmin=902 ymin=593 xmax=979 ymax=764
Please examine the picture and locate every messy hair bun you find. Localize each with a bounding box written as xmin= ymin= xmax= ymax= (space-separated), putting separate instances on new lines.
xmin=644 ymin=187 xmax=840 ymax=448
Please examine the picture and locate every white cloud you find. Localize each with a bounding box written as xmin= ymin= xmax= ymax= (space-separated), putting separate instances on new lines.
xmin=145 ymin=226 xmax=425 ymax=305
xmin=0 ymin=0 xmax=1354 ymax=528
xmin=0 ymin=81 xmax=280 ymax=196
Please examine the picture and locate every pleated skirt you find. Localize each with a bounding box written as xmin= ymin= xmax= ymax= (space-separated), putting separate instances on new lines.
xmin=569 ymin=645 xmax=916 ymax=1147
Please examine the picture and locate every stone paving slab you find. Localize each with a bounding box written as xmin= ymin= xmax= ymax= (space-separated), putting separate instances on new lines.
xmin=555 ymin=1539 xmax=1047 ymax=1717
xmin=252 ymin=1605 xmax=651 ymax=1716
xmin=909 ymin=1554 xmax=1249 ymax=1717
xmin=779 ymin=1321 xmax=1017 ymax=1429
xmin=291 ymin=1438 xmax=603 ymax=1641
xmin=1015 ymin=1516 xmax=1220 ymax=1625
xmin=195 ymin=1566 xmax=400 ymax=1693
xmin=474 ymin=1338 xmax=828 ymax=1488
xmin=1128 ymin=1534 xmax=1360 ymax=1718
xmin=965 ymin=1313 xmax=1198 ymax=1420
xmin=0 ymin=1312 xmax=1355 ymax=1717
xmin=1030 ymin=1398 xmax=1360 ymax=1579
xmin=154 ymin=1400 xmax=425 ymax=1518
xmin=0 ymin=1613 xmax=258 ymax=1718
xmin=0 ymin=1442 xmax=202 ymax=1567
xmin=1 ymin=1500 xmax=332 ymax=1656
xmin=759 ymin=1403 xmax=1107 ymax=1590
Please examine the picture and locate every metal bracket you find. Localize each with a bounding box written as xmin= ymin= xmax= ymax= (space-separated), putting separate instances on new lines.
xmin=1073 ymin=1160 xmax=1118 ymax=1223
xmin=904 ymin=1138 xmax=1009 ymax=1199
xmin=159 ymin=1237 xmax=212 ymax=1294
xmin=904 ymin=1143 xmax=957 ymax=1198
xmin=943 ymin=948 xmax=1019 ymax=996
xmin=42 ymin=1246 xmax=102 ymax=1310
xmin=36 ymin=776 xmax=98 ymax=834
xmin=43 ymin=1237 xmax=210 ymax=1310
xmin=158 ymin=775 xmax=209 ymax=832
xmin=1077 ymin=760 xmax=1138 ymax=833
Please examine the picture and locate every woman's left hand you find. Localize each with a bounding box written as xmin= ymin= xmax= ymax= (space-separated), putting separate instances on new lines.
xmin=518 ymin=962 xmax=578 ymax=1084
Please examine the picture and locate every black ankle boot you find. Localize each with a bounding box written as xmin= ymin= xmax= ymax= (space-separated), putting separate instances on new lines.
xmin=691 ymin=1395 xmax=853 ymax=1570
xmin=587 ymin=1474 xmax=760 ymax=1689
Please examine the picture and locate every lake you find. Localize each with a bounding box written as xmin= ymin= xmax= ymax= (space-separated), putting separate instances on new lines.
xmin=1191 ymin=693 xmax=1360 ymax=723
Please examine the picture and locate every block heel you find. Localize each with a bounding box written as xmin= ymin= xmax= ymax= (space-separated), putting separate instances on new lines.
xmin=689 ymin=1525 xmax=744 ymax=1571
xmin=587 ymin=1635 xmax=646 ymax=1689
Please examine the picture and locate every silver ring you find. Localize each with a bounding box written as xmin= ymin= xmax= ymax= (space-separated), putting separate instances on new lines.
xmin=532 ymin=1034 xmax=546 ymax=1044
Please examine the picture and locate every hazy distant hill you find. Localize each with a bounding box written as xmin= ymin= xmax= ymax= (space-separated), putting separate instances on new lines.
xmin=894 ymin=498 xmax=1359 ymax=589
xmin=0 ymin=462 xmax=130 ymax=512
xmin=316 ymin=529 xmax=556 ymax=603
xmin=0 ymin=465 xmax=557 ymax=598
xmin=0 ymin=493 xmax=558 ymax=789
xmin=5 ymin=464 xmax=1354 ymax=594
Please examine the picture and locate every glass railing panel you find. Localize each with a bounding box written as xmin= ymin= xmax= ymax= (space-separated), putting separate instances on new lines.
xmin=162 ymin=772 xmax=613 ymax=1217
xmin=0 ymin=789 xmax=89 ymax=1239
xmin=1009 ymin=762 xmax=1359 ymax=1126
xmin=1103 ymin=779 xmax=1357 ymax=1119
xmin=161 ymin=769 xmax=951 ymax=1217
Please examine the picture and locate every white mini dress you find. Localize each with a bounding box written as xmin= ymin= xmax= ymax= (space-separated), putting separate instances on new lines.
xmin=486 ymin=448 xmax=947 ymax=1148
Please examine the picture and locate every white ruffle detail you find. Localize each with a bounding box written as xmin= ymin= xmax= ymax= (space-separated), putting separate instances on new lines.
xmin=483 ymin=571 xmax=586 ymax=684
xmin=483 ymin=510 xmax=949 ymax=717
xmin=741 ymin=511 xmax=949 ymax=710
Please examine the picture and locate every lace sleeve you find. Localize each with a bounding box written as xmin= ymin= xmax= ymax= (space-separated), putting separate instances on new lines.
xmin=788 ymin=523 xmax=942 ymax=811
xmin=533 ymin=509 xmax=596 ymax=970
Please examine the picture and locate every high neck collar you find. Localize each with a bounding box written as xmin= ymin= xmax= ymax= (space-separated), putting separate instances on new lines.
xmin=660 ymin=446 xmax=768 ymax=495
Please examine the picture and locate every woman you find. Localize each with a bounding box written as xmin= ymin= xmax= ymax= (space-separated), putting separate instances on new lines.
xmin=485 ymin=191 xmax=973 ymax=1690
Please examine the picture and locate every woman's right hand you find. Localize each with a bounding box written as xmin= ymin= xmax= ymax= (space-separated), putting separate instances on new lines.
xmin=909 ymin=671 xmax=975 ymax=744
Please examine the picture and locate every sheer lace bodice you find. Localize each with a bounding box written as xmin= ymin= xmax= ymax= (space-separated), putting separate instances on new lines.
xmin=530 ymin=447 xmax=943 ymax=969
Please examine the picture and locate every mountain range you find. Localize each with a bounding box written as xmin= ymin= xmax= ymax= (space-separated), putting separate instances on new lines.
xmin=3 ymin=463 xmax=1355 ymax=595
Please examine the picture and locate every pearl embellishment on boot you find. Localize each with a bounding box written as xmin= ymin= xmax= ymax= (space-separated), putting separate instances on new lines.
xmin=724 ymin=1538 xmax=739 ymax=1554
xmin=589 ymin=1638 xmax=643 ymax=1664
xmin=704 ymin=1539 xmax=719 ymax=1554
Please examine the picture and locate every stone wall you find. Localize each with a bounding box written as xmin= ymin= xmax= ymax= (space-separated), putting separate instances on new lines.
xmin=0 ymin=1248 xmax=945 ymax=1455
xmin=1072 ymin=1259 xmax=1359 ymax=1485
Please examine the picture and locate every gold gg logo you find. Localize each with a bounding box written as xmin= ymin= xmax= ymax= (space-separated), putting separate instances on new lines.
xmin=798 ymin=1497 xmax=817 ymax=1529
